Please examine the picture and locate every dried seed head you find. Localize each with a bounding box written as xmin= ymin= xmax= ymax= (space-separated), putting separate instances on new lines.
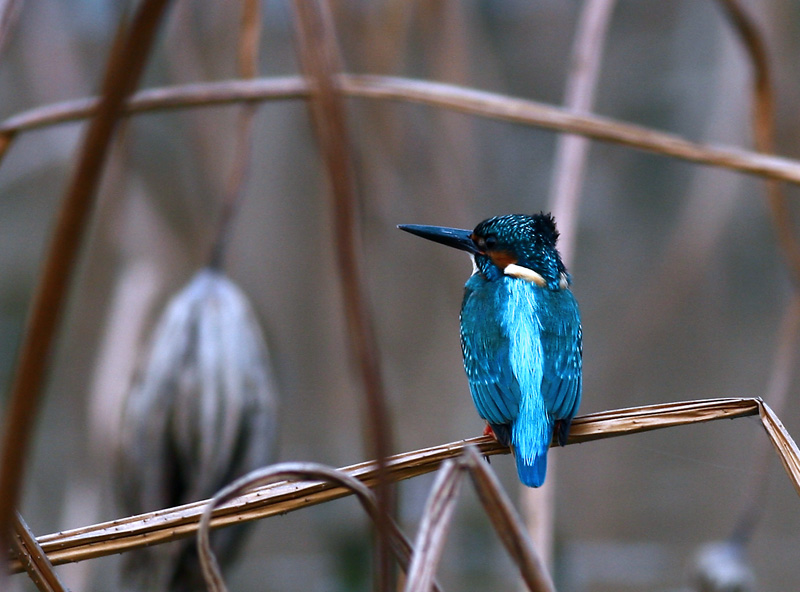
xmin=115 ymin=268 xmax=278 ymax=589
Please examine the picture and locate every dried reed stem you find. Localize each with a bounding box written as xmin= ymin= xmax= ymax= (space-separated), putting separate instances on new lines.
xmin=715 ymin=0 xmax=800 ymax=545
xmin=8 ymin=396 xmax=798 ymax=575
xmin=0 ymin=0 xmax=22 ymax=57
xmin=403 ymin=460 xmax=463 ymax=592
xmin=208 ymin=0 xmax=261 ymax=269
xmin=717 ymin=0 xmax=800 ymax=288
xmin=4 ymin=76 xmax=800 ymax=185
xmin=533 ymin=0 xmax=617 ymax=567
xmin=732 ymin=296 xmax=800 ymax=542
xmin=0 ymin=0 xmax=172 ymax=566
xmin=291 ymin=2 xmax=395 ymax=590
xmin=10 ymin=514 xmax=67 ymax=592
xmin=758 ymin=401 xmax=800 ymax=490
xmin=462 ymin=447 xmax=556 ymax=592
xmin=548 ymin=0 xmax=616 ymax=262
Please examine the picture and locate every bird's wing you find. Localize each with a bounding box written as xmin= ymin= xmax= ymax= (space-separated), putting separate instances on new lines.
xmin=461 ymin=277 xmax=521 ymax=426
xmin=462 ymin=327 xmax=521 ymax=425
xmin=538 ymin=291 xmax=582 ymax=422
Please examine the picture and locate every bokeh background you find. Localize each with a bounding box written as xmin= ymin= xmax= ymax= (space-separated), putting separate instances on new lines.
xmin=2 ymin=0 xmax=800 ymax=590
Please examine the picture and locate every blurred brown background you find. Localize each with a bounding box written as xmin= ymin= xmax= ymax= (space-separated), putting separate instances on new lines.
xmin=2 ymin=0 xmax=800 ymax=590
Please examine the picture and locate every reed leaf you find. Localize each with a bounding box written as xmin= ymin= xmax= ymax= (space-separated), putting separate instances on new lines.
xmin=758 ymin=401 xmax=800 ymax=495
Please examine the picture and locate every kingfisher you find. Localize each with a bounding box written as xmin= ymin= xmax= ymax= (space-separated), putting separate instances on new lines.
xmin=399 ymin=213 xmax=582 ymax=487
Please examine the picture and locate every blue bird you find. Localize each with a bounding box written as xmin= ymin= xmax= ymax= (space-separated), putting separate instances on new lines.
xmin=399 ymin=214 xmax=582 ymax=487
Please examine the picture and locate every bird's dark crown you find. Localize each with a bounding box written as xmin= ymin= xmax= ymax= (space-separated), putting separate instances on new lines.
xmin=472 ymin=213 xmax=566 ymax=284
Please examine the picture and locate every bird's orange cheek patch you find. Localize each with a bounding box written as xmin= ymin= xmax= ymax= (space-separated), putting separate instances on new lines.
xmin=489 ymin=250 xmax=517 ymax=269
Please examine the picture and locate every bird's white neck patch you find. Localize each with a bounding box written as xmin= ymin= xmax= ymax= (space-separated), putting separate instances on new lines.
xmin=504 ymin=264 xmax=570 ymax=289
xmin=504 ymin=263 xmax=546 ymax=286
xmin=471 ymin=256 xmax=570 ymax=289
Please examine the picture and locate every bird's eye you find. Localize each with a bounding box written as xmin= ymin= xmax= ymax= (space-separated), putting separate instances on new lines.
xmin=472 ymin=234 xmax=497 ymax=252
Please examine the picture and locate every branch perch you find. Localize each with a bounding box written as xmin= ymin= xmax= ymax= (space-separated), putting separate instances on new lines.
xmin=7 ymin=396 xmax=799 ymax=575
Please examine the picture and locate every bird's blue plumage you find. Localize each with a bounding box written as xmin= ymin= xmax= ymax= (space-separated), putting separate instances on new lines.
xmin=400 ymin=213 xmax=582 ymax=488
xmin=461 ymin=268 xmax=580 ymax=487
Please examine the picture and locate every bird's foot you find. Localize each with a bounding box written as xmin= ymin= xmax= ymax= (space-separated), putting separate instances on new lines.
xmin=481 ymin=424 xmax=495 ymax=464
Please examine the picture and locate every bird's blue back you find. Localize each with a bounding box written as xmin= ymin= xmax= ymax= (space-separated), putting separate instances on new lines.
xmin=460 ymin=265 xmax=582 ymax=487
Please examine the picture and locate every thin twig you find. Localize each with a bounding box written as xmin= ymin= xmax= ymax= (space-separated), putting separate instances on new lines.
xmin=534 ymin=0 xmax=617 ymax=567
xmin=291 ymin=2 xmax=395 ymax=590
xmin=5 ymin=76 xmax=800 ymax=185
xmin=6 ymin=397 xmax=788 ymax=574
xmin=208 ymin=0 xmax=261 ymax=269
xmin=548 ymin=0 xmax=617 ymax=263
xmin=714 ymin=0 xmax=800 ymax=546
xmin=10 ymin=514 xmax=67 ymax=592
xmin=0 ymin=0 xmax=23 ymax=57
xmin=0 ymin=0 xmax=172 ymax=563
xmin=403 ymin=460 xmax=463 ymax=592
xmin=462 ymin=447 xmax=556 ymax=592
xmin=717 ymin=0 xmax=800 ymax=287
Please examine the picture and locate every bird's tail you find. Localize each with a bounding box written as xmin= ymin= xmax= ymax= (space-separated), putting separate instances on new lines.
xmin=511 ymin=415 xmax=553 ymax=487
xmin=513 ymin=448 xmax=548 ymax=487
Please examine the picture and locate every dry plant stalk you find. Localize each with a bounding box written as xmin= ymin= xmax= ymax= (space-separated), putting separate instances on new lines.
xmin=196 ymin=463 xmax=441 ymax=592
xmin=462 ymin=446 xmax=555 ymax=592
xmin=7 ymin=396 xmax=800 ymax=576
xmin=403 ymin=460 xmax=463 ymax=592
xmin=291 ymin=1 xmax=395 ymax=589
xmin=548 ymin=0 xmax=616 ymax=260
xmin=0 ymin=0 xmax=172 ymax=569
xmin=10 ymin=514 xmax=67 ymax=592
xmin=404 ymin=448 xmax=556 ymax=592
xmin=208 ymin=0 xmax=262 ymax=269
xmin=717 ymin=0 xmax=800 ymax=287
xmin=290 ymin=0 xmax=395 ymax=472
xmin=5 ymin=74 xmax=800 ymax=185
xmin=532 ymin=0 xmax=617 ymax=565
xmin=758 ymin=401 xmax=800 ymax=486
xmin=699 ymin=1 xmax=800 ymax=555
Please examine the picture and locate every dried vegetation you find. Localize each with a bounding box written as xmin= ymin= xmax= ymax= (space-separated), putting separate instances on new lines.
xmin=1 ymin=1 xmax=800 ymax=591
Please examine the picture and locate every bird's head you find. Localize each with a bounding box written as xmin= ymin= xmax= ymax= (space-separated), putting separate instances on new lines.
xmin=399 ymin=213 xmax=569 ymax=289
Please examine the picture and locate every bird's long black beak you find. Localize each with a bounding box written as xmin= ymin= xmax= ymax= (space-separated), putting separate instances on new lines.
xmin=397 ymin=224 xmax=480 ymax=255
